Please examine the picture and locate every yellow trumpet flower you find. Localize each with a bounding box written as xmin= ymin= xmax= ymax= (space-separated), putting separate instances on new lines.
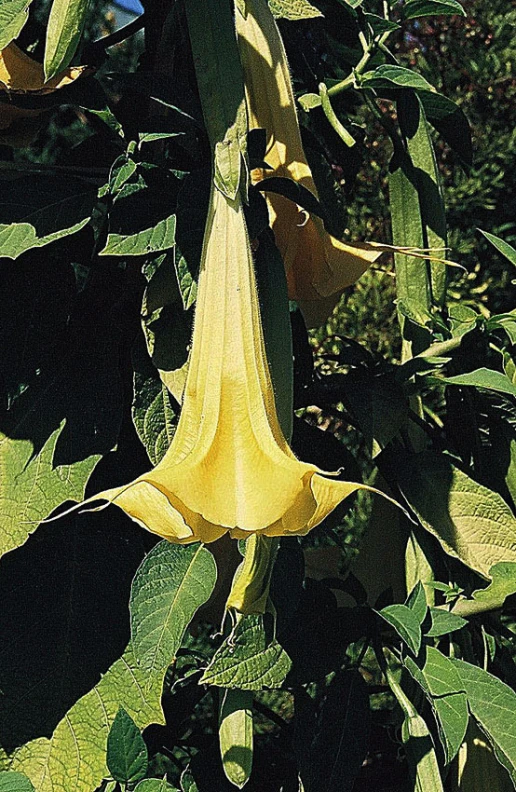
xmin=236 ymin=0 xmax=381 ymax=327
xmin=76 ymin=186 xmax=380 ymax=544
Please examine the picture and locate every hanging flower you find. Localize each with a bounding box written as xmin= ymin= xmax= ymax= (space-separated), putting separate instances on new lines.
xmin=76 ymin=186 xmax=384 ymax=544
xmin=0 ymin=43 xmax=91 ymax=146
xmin=236 ymin=0 xmax=382 ymax=327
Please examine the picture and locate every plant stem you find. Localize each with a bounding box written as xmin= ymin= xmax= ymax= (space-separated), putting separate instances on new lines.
xmin=327 ymin=31 xmax=391 ymax=98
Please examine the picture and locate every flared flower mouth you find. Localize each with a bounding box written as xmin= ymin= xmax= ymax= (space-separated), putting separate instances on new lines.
xmin=79 ymin=186 xmax=381 ymax=544
xmin=236 ymin=0 xmax=382 ymax=327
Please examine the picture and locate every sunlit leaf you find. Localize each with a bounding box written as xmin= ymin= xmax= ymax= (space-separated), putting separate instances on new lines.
xmin=471 ymin=562 xmax=516 ymax=610
xmin=201 ymin=614 xmax=291 ymax=689
xmin=404 ymin=647 xmax=468 ymax=763
xmin=100 ymin=215 xmax=176 ymax=256
xmin=268 ymin=0 xmax=323 ymax=19
xmin=0 ymin=175 xmax=96 ymax=259
xmin=44 ymin=0 xmax=90 ymax=80
xmin=378 ymin=604 xmax=421 ymax=654
xmin=0 ymin=1 xmax=33 ymax=50
xmin=402 ymin=0 xmax=465 ymax=19
xmin=130 ymin=542 xmax=217 ymax=679
xmin=11 ymin=644 xmax=164 ymax=792
xmin=397 ymin=451 xmax=516 ymax=578
xmin=452 ymin=659 xmax=516 ymax=784
xmin=426 ymin=608 xmax=466 ymax=637
xmin=437 ymin=367 xmax=516 ymax=398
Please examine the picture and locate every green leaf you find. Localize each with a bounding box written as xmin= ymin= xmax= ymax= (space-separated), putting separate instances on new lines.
xmin=418 ymin=90 xmax=472 ymax=165
xmin=132 ymin=363 xmax=178 ymax=466
xmin=11 ymin=644 xmax=165 ymax=792
xmin=0 ymin=772 xmax=35 ymax=792
xmin=219 ymin=689 xmax=254 ymax=789
xmin=341 ymin=369 xmax=408 ymax=457
xmin=396 ymin=451 xmax=516 ymax=578
xmin=135 ymin=780 xmax=179 ymax=792
xmin=0 ymin=176 xmax=96 ymax=260
xmin=130 ymin=542 xmax=217 ymax=680
xmin=268 ymin=0 xmax=323 ymax=19
xmin=0 ymin=263 xmax=123 ymax=559
xmin=298 ymin=92 xmax=322 ymax=112
xmin=471 ymin=562 xmax=516 ymax=610
xmin=0 ymin=0 xmax=32 ymax=49
xmin=0 ymin=505 xmax=148 ymax=756
xmin=363 ymin=64 xmax=435 ymax=92
xmin=386 ymin=664 xmax=445 ymax=792
xmin=402 ymin=0 xmax=465 ymax=19
xmin=437 ymin=368 xmax=516 ymax=398
xmin=0 ymin=425 xmax=99 ymax=559
xmin=404 ymin=647 xmax=468 ymax=764
xmin=399 ymin=92 xmax=448 ymax=308
xmin=364 ymin=12 xmax=400 ymax=34
xmin=186 ymin=0 xmax=247 ymax=198
xmin=426 ymin=608 xmax=467 ymax=637
xmin=378 ymin=604 xmax=422 ymax=655
xmin=200 ymin=614 xmax=292 ymax=690
xmin=480 ymin=229 xmax=516 ymax=268
xmin=406 ymin=581 xmax=428 ymax=625
xmin=44 ymin=0 xmax=91 ymax=80
xmin=388 ymin=146 xmax=433 ymax=342
xmin=452 ymin=659 xmax=516 ymax=784
xmin=107 ymin=708 xmax=148 ymax=784
xmin=100 ymin=215 xmax=176 ymax=256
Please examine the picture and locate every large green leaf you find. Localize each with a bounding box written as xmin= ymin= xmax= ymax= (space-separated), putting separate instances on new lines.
xmin=470 ymin=562 xmax=516 ymax=610
xmin=11 ymin=644 xmax=165 ymax=792
xmin=0 ymin=0 xmax=32 ymax=49
xmin=437 ymin=368 xmax=516 ymax=398
xmin=0 ymin=772 xmax=34 ymax=792
xmin=0 ymin=425 xmax=99 ymax=558
xmin=130 ymin=542 xmax=217 ymax=680
xmin=452 ymin=659 xmax=516 ymax=784
xmin=388 ymin=143 xmax=432 ymax=345
xmin=404 ymin=647 xmax=468 ymax=763
xmin=268 ymin=0 xmax=323 ymax=18
xmin=201 ymin=615 xmax=292 ymax=690
xmin=0 ymin=503 xmax=148 ymax=754
xmin=418 ymin=90 xmax=472 ymax=165
xmin=0 ymin=176 xmax=96 ymax=260
xmin=396 ymin=451 xmax=516 ymax=578
xmin=0 ymin=262 xmax=123 ymax=558
xmin=402 ymin=0 xmax=465 ymax=19
xmin=106 ymin=708 xmax=148 ymax=784
xmin=44 ymin=0 xmax=91 ymax=80
xmin=398 ymin=92 xmax=448 ymax=308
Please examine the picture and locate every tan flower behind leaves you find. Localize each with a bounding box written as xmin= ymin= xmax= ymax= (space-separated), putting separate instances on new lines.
xmin=236 ymin=0 xmax=382 ymax=327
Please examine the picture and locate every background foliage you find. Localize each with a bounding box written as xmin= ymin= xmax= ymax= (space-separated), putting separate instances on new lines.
xmin=1 ymin=0 xmax=516 ymax=790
